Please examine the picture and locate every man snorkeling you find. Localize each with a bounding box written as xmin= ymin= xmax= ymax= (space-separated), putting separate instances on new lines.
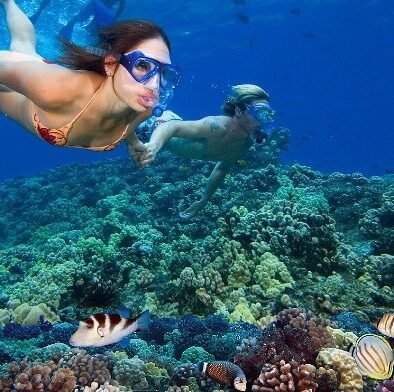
xmin=133 ymin=84 xmax=274 ymax=220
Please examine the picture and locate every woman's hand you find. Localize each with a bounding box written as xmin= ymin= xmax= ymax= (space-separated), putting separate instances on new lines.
xmin=127 ymin=141 xmax=159 ymax=168
xmin=137 ymin=142 xmax=159 ymax=167
xmin=127 ymin=140 xmax=148 ymax=167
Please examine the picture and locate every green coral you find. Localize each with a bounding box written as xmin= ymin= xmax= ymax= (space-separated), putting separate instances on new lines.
xmin=229 ymin=298 xmax=256 ymax=323
xmin=0 ymin=338 xmax=41 ymax=362
xmin=112 ymin=356 xmax=149 ymax=390
xmin=29 ymin=343 xmax=71 ymax=362
xmin=12 ymin=303 xmax=59 ymax=326
xmin=180 ymin=346 xmax=215 ymax=363
xmin=254 ymin=252 xmax=294 ymax=298
xmin=7 ymin=260 xmax=77 ymax=310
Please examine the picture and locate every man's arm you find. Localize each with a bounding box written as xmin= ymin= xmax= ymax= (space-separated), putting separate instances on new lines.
xmin=139 ymin=117 xmax=218 ymax=167
xmin=179 ymin=160 xmax=232 ymax=220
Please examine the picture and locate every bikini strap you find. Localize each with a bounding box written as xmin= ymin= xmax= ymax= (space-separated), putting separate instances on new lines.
xmin=62 ymin=82 xmax=103 ymax=130
xmin=86 ymin=120 xmax=131 ymax=151
xmin=112 ymin=118 xmax=131 ymax=145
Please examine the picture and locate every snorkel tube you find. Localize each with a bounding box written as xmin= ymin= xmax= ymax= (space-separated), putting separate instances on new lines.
xmin=254 ymin=129 xmax=268 ymax=144
xmin=152 ymin=88 xmax=174 ymax=117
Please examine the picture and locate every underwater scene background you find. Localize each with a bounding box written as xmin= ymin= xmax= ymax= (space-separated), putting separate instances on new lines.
xmin=0 ymin=1 xmax=393 ymax=392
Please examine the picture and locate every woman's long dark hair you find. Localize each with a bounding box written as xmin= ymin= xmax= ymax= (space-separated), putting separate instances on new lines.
xmin=58 ymin=20 xmax=171 ymax=75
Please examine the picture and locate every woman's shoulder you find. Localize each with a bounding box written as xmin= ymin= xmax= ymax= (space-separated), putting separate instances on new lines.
xmin=42 ymin=68 xmax=104 ymax=107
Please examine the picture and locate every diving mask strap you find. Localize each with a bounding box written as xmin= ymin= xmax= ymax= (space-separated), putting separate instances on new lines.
xmin=85 ymin=46 xmax=109 ymax=57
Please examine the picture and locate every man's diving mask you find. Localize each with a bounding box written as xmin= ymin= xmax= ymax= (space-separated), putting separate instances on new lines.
xmin=247 ymin=102 xmax=275 ymax=125
xmin=246 ymin=102 xmax=275 ymax=143
xmin=118 ymin=50 xmax=181 ymax=91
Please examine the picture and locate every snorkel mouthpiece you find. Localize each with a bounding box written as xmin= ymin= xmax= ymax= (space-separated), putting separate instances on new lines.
xmin=152 ymin=89 xmax=174 ymax=117
xmin=152 ymin=106 xmax=164 ymax=117
xmin=254 ymin=129 xmax=267 ymax=144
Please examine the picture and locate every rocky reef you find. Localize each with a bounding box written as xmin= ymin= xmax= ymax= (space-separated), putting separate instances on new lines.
xmin=0 ymin=132 xmax=393 ymax=391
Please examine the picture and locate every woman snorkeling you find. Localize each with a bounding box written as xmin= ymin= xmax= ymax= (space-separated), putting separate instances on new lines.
xmin=0 ymin=0 xmax=180 ymax=156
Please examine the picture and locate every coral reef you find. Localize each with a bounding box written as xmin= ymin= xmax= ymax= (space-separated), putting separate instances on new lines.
xmin=316 ymin=348 xmax=363 ymax=392
xmin=234 ymin=308 xmax=335 ymax=384
xmin=0 ymin=142 xmax=393 ymax=391
xmin=0 ymin=359 xmax=76 ymax=392
xmin=0 ymin=156 xmax=392 ymax=321
xmin=112 ymin=356 xmax=148 ymax=390
xmin=60 ymin=349 xmax=114 ymax=387
xmin=360 ymin=186 xmax=394 ymax=254
xmin=376 ymin=381 xmax=394 ymax=392
xmin=252 ymin=360 xmax=318 ymax=391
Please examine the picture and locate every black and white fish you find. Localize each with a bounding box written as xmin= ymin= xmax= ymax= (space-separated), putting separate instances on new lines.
xmin=69 ymin=309 xmax=150 ymax=347
xmin=350 ymin=334 xmax=394 ymax=380
xmin=377 ymin=313 xmax=394 ymax=338
xmin=197 ymin=361 xmax=246 ymax=391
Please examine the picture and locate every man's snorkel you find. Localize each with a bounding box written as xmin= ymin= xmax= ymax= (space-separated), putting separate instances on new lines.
xmin=254 ymin=129 xmax=267 ymax=144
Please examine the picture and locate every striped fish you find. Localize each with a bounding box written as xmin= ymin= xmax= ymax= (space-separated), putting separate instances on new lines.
xmin=197 ymin=361 xmax=246 ymax=391
xmin=69 ymin=309 xmax=150 ymax=347
xmin=350 ymin=334 xmax=394 ymax=380
xmin=377 ymin=313 xmax=394 ymax=338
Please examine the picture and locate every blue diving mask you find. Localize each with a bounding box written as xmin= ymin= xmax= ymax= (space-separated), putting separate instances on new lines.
xmin=247 ymin=102 xmax=275 ymax=143
xmin=118 ymin=50 xmax=181 ymax=91
xmin=247 ymin=102 xmax=275 ymax=125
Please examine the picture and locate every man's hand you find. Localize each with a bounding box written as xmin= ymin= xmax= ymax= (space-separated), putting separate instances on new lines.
xmin=138 ymin=142 xmax=159 ymax=168
xmin=179 ymin=200 xmax=206 ymax=220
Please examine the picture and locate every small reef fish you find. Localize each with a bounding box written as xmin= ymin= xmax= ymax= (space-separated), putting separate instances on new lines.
xmin=377 ymin=313 xmax=394 ymax=338
xmin=197 ymin=361 xmax=247 ymax=391
xmin=350 ymin=334 xmax=394 ymax=380
xmin=69 ymin=309 xmax=150 ymax=347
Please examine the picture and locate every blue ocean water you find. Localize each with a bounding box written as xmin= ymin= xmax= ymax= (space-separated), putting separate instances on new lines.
xmin=2 ymin=2 xmax=394 ymax=389
xmin=0 ymin=0 xmax=393 ymax=181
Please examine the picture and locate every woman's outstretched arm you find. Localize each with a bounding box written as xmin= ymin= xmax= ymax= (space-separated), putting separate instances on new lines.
xmin=0 ymin=56 xmax=76 ymax=107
